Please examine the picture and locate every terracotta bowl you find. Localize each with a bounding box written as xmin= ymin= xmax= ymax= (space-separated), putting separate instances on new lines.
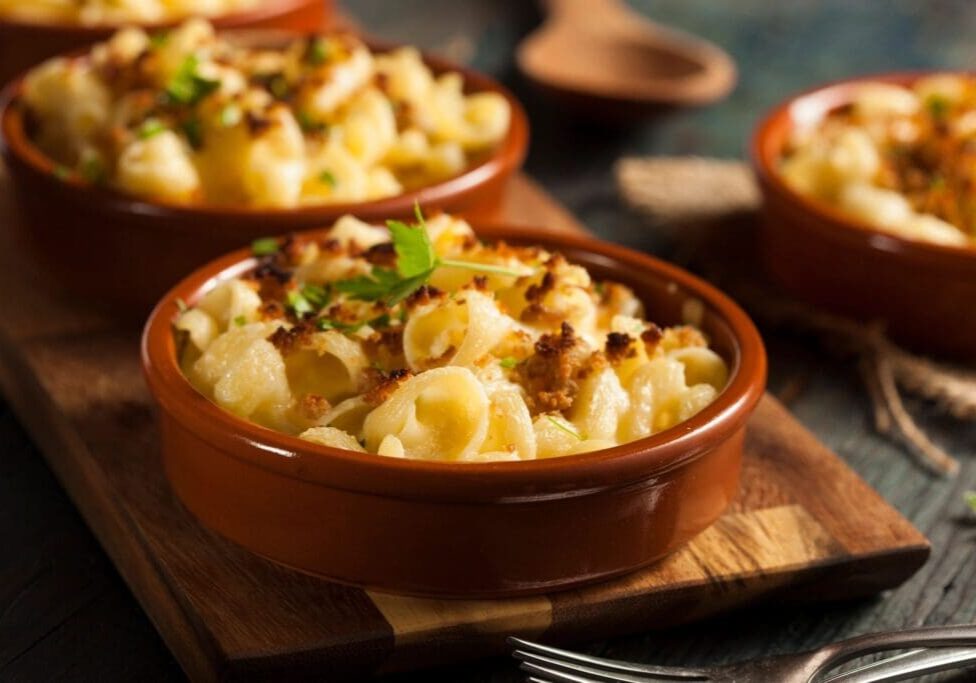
xmin=141 ymin=224 xmax=767 ymax=598
xmin=0 ymin=0 xmax=333 ymax=87
xmin=0 ymin=40 xmax=529 ymax=319
xmin=752 ymin=71 xmax=976 ymax=360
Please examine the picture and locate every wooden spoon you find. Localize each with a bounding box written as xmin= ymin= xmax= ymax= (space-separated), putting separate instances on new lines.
xmin=517 ymin=0 xmax=737 ymax=117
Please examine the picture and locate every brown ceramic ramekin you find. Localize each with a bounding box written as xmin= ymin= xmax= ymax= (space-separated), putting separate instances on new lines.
xmin=0 ymin=40 xmax=529 ymax=318
xmin=141 ymin=224 xmax=767 ymax=598
xmin=0 ymin=0 xmax=333 ymax=86
xmin=752 ymin=72 xmax=976 ymax=360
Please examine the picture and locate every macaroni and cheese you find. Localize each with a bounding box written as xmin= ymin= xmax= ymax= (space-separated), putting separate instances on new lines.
xmin=176 ymin=213 xmax=729 ymax=462
xmin=21 ymin=20 xmax=511 ymax=207
xmin=780 ymin=75 xmax=976 ymax=247
xmin=0 ymin=0 xmax=260 ymax=25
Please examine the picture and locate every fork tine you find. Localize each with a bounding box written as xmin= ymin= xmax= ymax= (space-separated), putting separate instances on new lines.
xmin=508 ymin=637 xmax=710 ymax=680
xmin=516 ymin=650 xmax=659 ymax=682
xmin=520 ymin=660 xmax=625 ymax=683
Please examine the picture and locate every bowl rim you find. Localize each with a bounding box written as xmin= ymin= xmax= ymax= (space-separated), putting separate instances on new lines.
xmin=0 ymin=33 xmax=529 ymax=225
xmin=750 ymin=69 xmax=976 ymax=264
xmin=141 ymin=223 xmax=767 ymax=503
xmin=0 ymin=0 xmax=321 ymax=32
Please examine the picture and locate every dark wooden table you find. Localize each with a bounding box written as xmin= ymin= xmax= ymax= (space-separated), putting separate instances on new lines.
xmin=2 ymin=1 xmax=975 ymax=681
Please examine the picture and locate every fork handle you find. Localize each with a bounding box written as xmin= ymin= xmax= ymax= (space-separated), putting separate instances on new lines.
xmin=815 ymin=624 xmax=976 ymax=672
xmin=825 ymin=646 xmax=976 ymax=683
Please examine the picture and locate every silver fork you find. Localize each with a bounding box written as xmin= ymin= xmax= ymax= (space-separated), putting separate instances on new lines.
xmin=508 ymin=624 xmax=976 ymax=683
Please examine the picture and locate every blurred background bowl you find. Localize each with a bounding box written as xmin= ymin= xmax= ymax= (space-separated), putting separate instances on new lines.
xmin=0 ymin=0 xmax=334 ymax=87
xmin=0 ymin=35 xmax=528 ymax=318
xmin=751 ymin=71 xmax=976 ymax=360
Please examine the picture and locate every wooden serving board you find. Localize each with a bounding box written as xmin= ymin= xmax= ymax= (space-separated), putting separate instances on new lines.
xmin=0 ymin=170 xmax=929 ymax=681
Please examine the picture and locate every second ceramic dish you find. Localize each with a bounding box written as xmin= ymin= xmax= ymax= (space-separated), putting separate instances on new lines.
xmin=0 ymin=30 xmax=528 ymax=316
xmin=752 ymin=71 xmax=976 ymax=359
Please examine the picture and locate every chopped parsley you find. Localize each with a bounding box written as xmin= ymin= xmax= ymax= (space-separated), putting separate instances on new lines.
xmin=52 ymin=164 xmax=72 ymax=181
xmin=318 ymin=169 xmax=337 ymax=187
xmin=298 ymin=110 xmax=327 ymax=133
xmin=80 ymin=156 xmax=106 ymax=184
xmin=286 ymin=289 xmax=314 ymax=317
xmin=233 ymin=315 xmax=247 ymax=327
xmin=316 ymin=318 xmax=356 ymax=332
xmin=251 ymin=237 xmax=279 ymax=256
xmin=165 ymin=55 xmax=221 ymax=106
xmin=300 ymin=283 xmax=330 ymax=309
xmin=256 ymin=72 xmax=291 ymax=100
xmin=499 ymin=356 xmax=520 ymax=369
xmin=306 ymin=37 xmax=331 ymax=66
xmin=368 ymin=313 xmax=391 ymax=329
xmin=334 ymin=205 xmax=528 ymax=306
xmin=966 ymin=491 xmax=976 ymax=513
xmin=316 ymin=312 xmax=391 ymax=334
xmin=138 ymin=118 xmax=166 ymax=139
xmin=180 ymin=118 xmax=203 ymax=149
xmin=926 ymin=94 xmax=950 ymax=120
xmin=149 ymin=30 xmax=170 ymax=48
xmin=547 ymin=415 xmax=584 ymax=441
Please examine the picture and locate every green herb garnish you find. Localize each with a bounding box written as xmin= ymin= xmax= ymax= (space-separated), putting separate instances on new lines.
xmin=53 ymin=164 xmax=72 ymax=181
xmin=318 ymin=169 xmax=337 ymax=187
xmin=966 ymin=491 xmax=976 ymax=513
xmin=368 ymin=313 xmax=391 ymax=329
xmin=926 ymin=94 xmax=950 ymax=120
xmin=301 ymin=283 xmax=330 ymax=309
xmin=165 ymin=54 xmax=221 ymax=106
xmin=334 ymin=205 xmax=529 ymax=306
xmin=233 ymin=315 xmax=247 ymax=327
xmin=499 ymin=356 xmax=520 ymax=369
xmin=930 ymin=174 xmax=946 ymax=190
xmin=138 ymin=118 xmax=166 ymax=139
xmin=80 ymin=156 xmax=106 ymax=184
xmin=546 ymin=415 xmax=584 ymax=441
xmin=306 ymin=37 xmax=330 ymax=66
xmin=149 ymin=30 xmax=170 ymax=48
xmin=267 ymin=73 xmax=291 ymax=100
xmin=297 ymin=110 xmax=327 ymax=134
xmin=181 ymin=118 xmax=203 ymax=149
xmin=251 ymin=237 xmax=279 ymax=256
xmin=316 ymin=318 xmax=361 ymax=332
xmin=219 ymin=103 xmax=242 ymax=127
xmin=286 ymin=289 xmax=313 ymax=317
xmin=316 ymin=312 xmax=391 ymax=334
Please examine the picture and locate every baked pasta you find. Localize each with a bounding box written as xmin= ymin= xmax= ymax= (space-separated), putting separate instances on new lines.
xmin=176 ymin=212 xmax=729 ymax=462
xmin=780 ymin=75 xmax=976 ymax=247
xmin=0 ymin=0 xmax=260 ymax=25
xmin=21 ymin=20 xmax=511 ymax=207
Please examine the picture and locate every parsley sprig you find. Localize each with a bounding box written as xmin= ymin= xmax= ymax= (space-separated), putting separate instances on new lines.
xmin=166 ymin=55 xmax=220 ymax=106
xmin=547 ymin=415 xmax=584 ymax=441
xmin=335 ymin=206 xmax=529 ymax=306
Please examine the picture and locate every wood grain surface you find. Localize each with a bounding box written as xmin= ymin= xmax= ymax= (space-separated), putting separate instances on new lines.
xmin=0 ymin=163 xmax=928 ymax=680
